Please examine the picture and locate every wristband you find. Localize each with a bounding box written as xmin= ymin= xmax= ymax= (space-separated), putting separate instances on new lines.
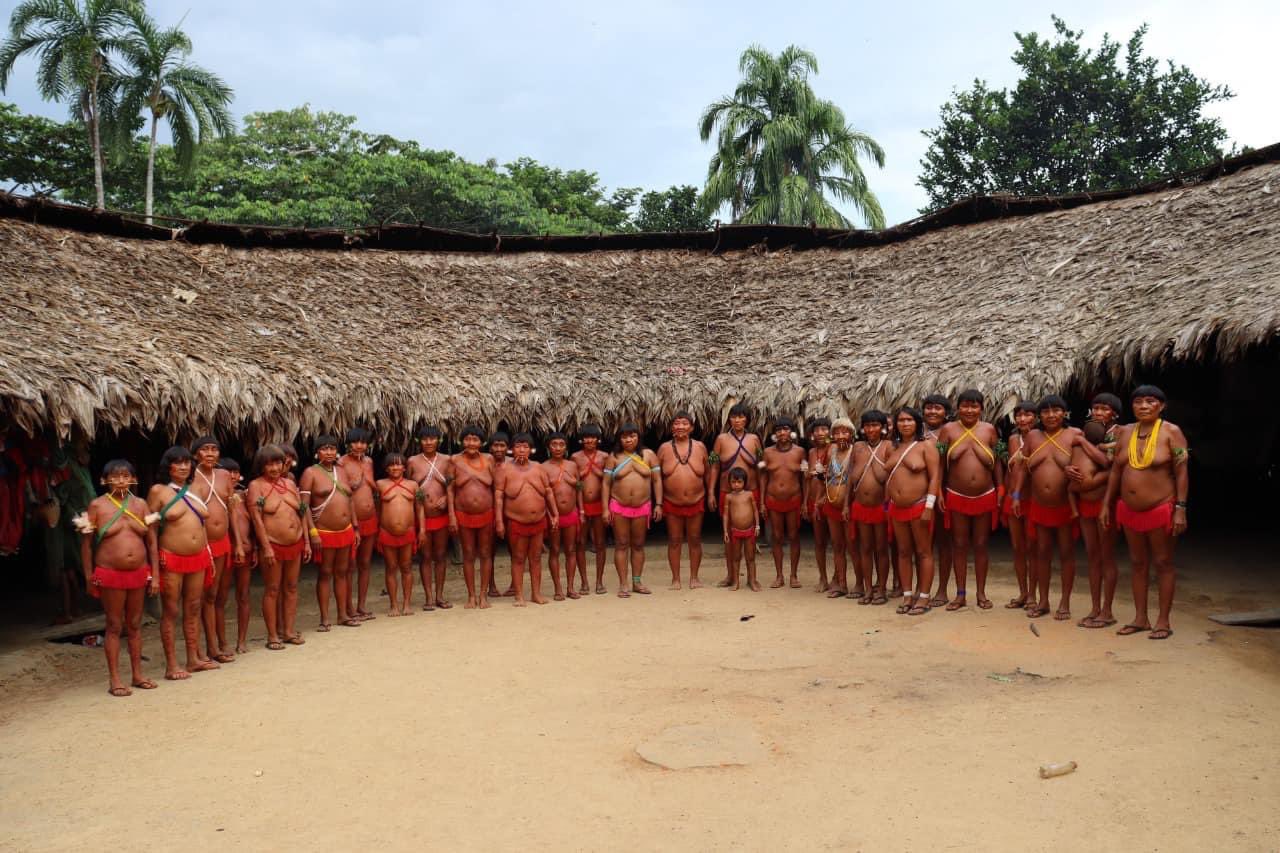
xmin=1012 ymin=491 xmax=1021 ymax=500
xmin=1174 ymin=501 xmax=1187 ymax=509
xmin=309 ymin=527 xmax=319 ymax=536
xmin=924 ymin=495 xmax=937 ymax=509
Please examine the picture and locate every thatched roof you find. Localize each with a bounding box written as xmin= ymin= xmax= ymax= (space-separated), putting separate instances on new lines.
xmin=2 ymin=145 xmax=1279 ymax=443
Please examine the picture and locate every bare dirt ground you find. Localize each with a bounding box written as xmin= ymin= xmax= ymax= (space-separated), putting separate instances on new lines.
xmin=1 ymin=533 xmax=1278 ymax=852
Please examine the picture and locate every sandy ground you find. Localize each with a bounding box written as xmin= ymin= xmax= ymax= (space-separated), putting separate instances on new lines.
xmin=1 ymin=533 xmax=1278 ymax=852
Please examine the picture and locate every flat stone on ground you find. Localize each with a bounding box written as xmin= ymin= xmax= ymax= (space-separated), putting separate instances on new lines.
xmin=636 ymin=723 xmax=766 ymax=769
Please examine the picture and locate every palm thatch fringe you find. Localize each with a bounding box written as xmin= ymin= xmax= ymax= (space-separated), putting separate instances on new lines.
xmin=1 ymin=155 xmax=1277 ymax=444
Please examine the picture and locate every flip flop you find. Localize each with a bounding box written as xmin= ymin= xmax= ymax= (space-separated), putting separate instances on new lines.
xmin=285 ymin=635 xmax=305 ymax=645
xmin=316 ymin=623 xmax=331 ymax=633
xmin=870 ymin=594 xmax=889 ymax=605
xmin=1054 ymin=609 xmax=1071 ymax=621
xmin=108 ymin=686 xmax=132 ymax=697
xmin=131 ymin=678 xmax=157 ymax=690
xmin=266 ymin=640 xmax=285 ymax=650
xmin=1005 ymin=597 xmax=1028 ymax=609
xmin=1148 ymin=628 xmax=1174 ymax=640
xmin=977 ymin=598 xmax=994 ymax=610
xmin=1116 ymin=624 xmax=1150 ymax=636
xmin=339 ymin=618 xmax=362 ymax=627
xmin=1026 ymin=606 xmax=1050 ymax=618
xmin=945 ymin=598 xmax=967 ymax=611
xmin=1078 ymin=616 xmax=1116 ymax=629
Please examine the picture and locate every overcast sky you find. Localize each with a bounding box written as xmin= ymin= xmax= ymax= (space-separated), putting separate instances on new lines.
xmin=3 ymin=0 xmax=1277 ymax=226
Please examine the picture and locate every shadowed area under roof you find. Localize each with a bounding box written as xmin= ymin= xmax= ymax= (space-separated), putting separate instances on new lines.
xmin=1 ymin=155 xmax=1278 ymax=444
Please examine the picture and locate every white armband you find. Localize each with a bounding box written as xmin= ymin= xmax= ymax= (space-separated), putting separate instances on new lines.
xmin=72 ymin=512 xmax=95 ymax=534
xmin=925 ymin=495 xmax=937 ymax=509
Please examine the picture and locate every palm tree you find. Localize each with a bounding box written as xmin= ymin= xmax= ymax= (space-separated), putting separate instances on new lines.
xmin=0 ymin=0 xmax=138 ymax=209
xmin=113 ymin=6 xmax=233 ymax=223
xmin=699 ymin=45 xmax=886 ymax=229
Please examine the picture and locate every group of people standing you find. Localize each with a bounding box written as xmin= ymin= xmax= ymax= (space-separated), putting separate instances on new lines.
xmin=76 ymin=385 xmax=1188 ymax=697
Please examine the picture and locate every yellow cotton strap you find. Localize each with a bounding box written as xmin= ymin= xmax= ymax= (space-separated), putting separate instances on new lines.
xmin=1128 ymin=419 xmax=1162 ymax=470
xmin=947 ymin=425 xmax=994 ymax=462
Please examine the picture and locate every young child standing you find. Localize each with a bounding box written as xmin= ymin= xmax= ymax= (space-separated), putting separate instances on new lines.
xmin=722 ymin=468 xmax=761 ymax=591
xmin=220 ymin=459 xmax=256 ymax=655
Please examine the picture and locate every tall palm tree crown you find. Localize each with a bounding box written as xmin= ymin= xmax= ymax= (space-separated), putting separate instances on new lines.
xmin=112 ymin=5 xmax=234 ymax=221
xmin=699 ymin=45 xmax=886 ymax=229
xmin=0 ymin=0 xmax=140 ymax=209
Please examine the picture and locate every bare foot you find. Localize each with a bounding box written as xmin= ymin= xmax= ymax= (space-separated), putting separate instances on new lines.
xmin=108 ymin=683 xmax=131 ymax=697
xmin=789 ymin=575 xmax=802 ymax=588
xmin=731 ymin=581 xmax=741 ymax=591
xmin=553 ymin=593 xmax=565 ymax=601
xmin=235 ymin=645 xmax=249 ymax=655
xmin=770 ymin=576 xmax=785 ymax=589
xmin=595 ymin=584 xmax=607 ymax=595
xmin=189 ymin=660 xmax=220 ymax=672
xmin=579 ymin=584 xmax=590 ymax=595
xmin=749 ymin=580 xmax=762 ymax=591
xmin=388 ymin=608 xmax=401 ymax=617
xmin=165 ymin=669 xmax=191 ymax=681
xmin=716 ymin=578 xmax=734 ymax=588
xmin=689 ymin=578 xmax=703 ymax=590
xmin=566 ymin=589 xmax=581 ymax=600
xmin=464 ymin=597 xmax=478 ymax=609
xmin=399 ymin=607 xmax=413 ymax=616
xmin=531 ymin=594 xmax=549 ymax=605
xmin=513 ymin=598 xmax=528 ymax=607
xmin=669 ymin=580 xmax=683 ymax=591
xmin=813 ymin=579 xmax=829 ymax=593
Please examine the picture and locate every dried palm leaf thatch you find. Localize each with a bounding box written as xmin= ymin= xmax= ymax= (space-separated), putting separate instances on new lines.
xmin=1 ymin=158 xmax=1277 ymax=444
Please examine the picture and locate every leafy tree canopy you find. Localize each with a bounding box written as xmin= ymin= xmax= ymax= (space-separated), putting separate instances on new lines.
xmin=918 ymin=16 xmax=1234 ymax=212
xmin=1 ymin=103 xmax=705 ymax=234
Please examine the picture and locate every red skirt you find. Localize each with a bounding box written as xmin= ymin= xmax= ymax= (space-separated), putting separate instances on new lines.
xmin=851 ymin=501 xmax=886 ymax=524
xmin=159 ymin=548 xmax=214 ymax=588
xmin=423 ymin=513 xmax=449 ymax=532
xmin=358 ymin=514 xmax=380 ymax=538
xmin=506 ymin=515 xmax=547 ymax=538
xmin=662 ymin=499 xmax=702 ymax=518
xmin=764 ymin=494 xmax=802 ymax=514
xmin=1027 ymin=499 xmax=1078 ymax=542
xmin=316 ymin=525 xmax=355 ymax=550
xmin=730 ymin=527 xmax=756 ymax=542
xmin=1078 ymin=498 xmax=1104 ymax=519
xmin=90 ymin=564 xmax=151 ymax=598
xmin=558 ymin=509 xmax=580 ymax=528
xmin=582 ymin=500 xmax=604 ymax=518
xmin=378 ymin=528 xmax=416 ymax=549
xmin=456 ymin=509 xmax=494 ymax=529
xmin=944 ymin=488 xmax=998 ymax=530
xmin=208 ymin=533 xmax=232 ymax=559
xmin=821 ymin=501 xmax=843 ymax=521
xmin=1117 ymin=500 xmax=1174 ymax=533
xmin=270 ymin=537 xmax=306 ymax=562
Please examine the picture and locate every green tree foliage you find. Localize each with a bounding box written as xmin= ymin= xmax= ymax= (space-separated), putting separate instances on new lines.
xmin=112 ymin=4 xmax=234 ymax=221
xmin=0 ymin=0 xmax=139 ymax=209
xmin=633 ymin=185 xmax=711 ymax=232
xmin=918 ymin=17 xmax=1234 ymax=212
xmin=0 ymin=102 xmax=660 ymax=234
xmin=0 ymin=101 xmax=94 ymax=196
xmin=699 ymin=44 xmax=885 ymax=229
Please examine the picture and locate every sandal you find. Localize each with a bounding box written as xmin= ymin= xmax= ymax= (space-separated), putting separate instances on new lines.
xmin=316 ymin=623 xmax=331 ymax=633
xmin=340 ymin=617 xmax=362 ymax=628
xmin=1116 ymin=624 xmax=1150 ymax=636
xmin=285 ymin=634 xmax=305 ymax=645
xmin=1005 ymin=596 xmax=1028 ymax=609
xmin=108 ymin=685 xmax=132 ymax=697
xmin=266 ymin=640 xmax=285 ymax=650
xmin=870 ymin=593 xmax=889 ymax=605
xmin=977 ymin=597 xmax=993 ymax=610
xmin=1053 ymin=609 xmax=1071 ymax=621
xmin=1148 ymin=627 xmax=1173 ymax=640
xmin=1026 ymin=605 xmax=1050 ymax=618
xmin=131 ymin=678 xmax=158 ymax=690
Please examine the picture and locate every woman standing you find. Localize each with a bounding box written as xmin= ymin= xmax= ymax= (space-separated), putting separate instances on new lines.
xmin=881 ymin=408 xmax=941 ymax=616
xmin=248 ymin=445 xmax=313 ymax=649
xmin=77 ymin=460 xmax=158 ymax=696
